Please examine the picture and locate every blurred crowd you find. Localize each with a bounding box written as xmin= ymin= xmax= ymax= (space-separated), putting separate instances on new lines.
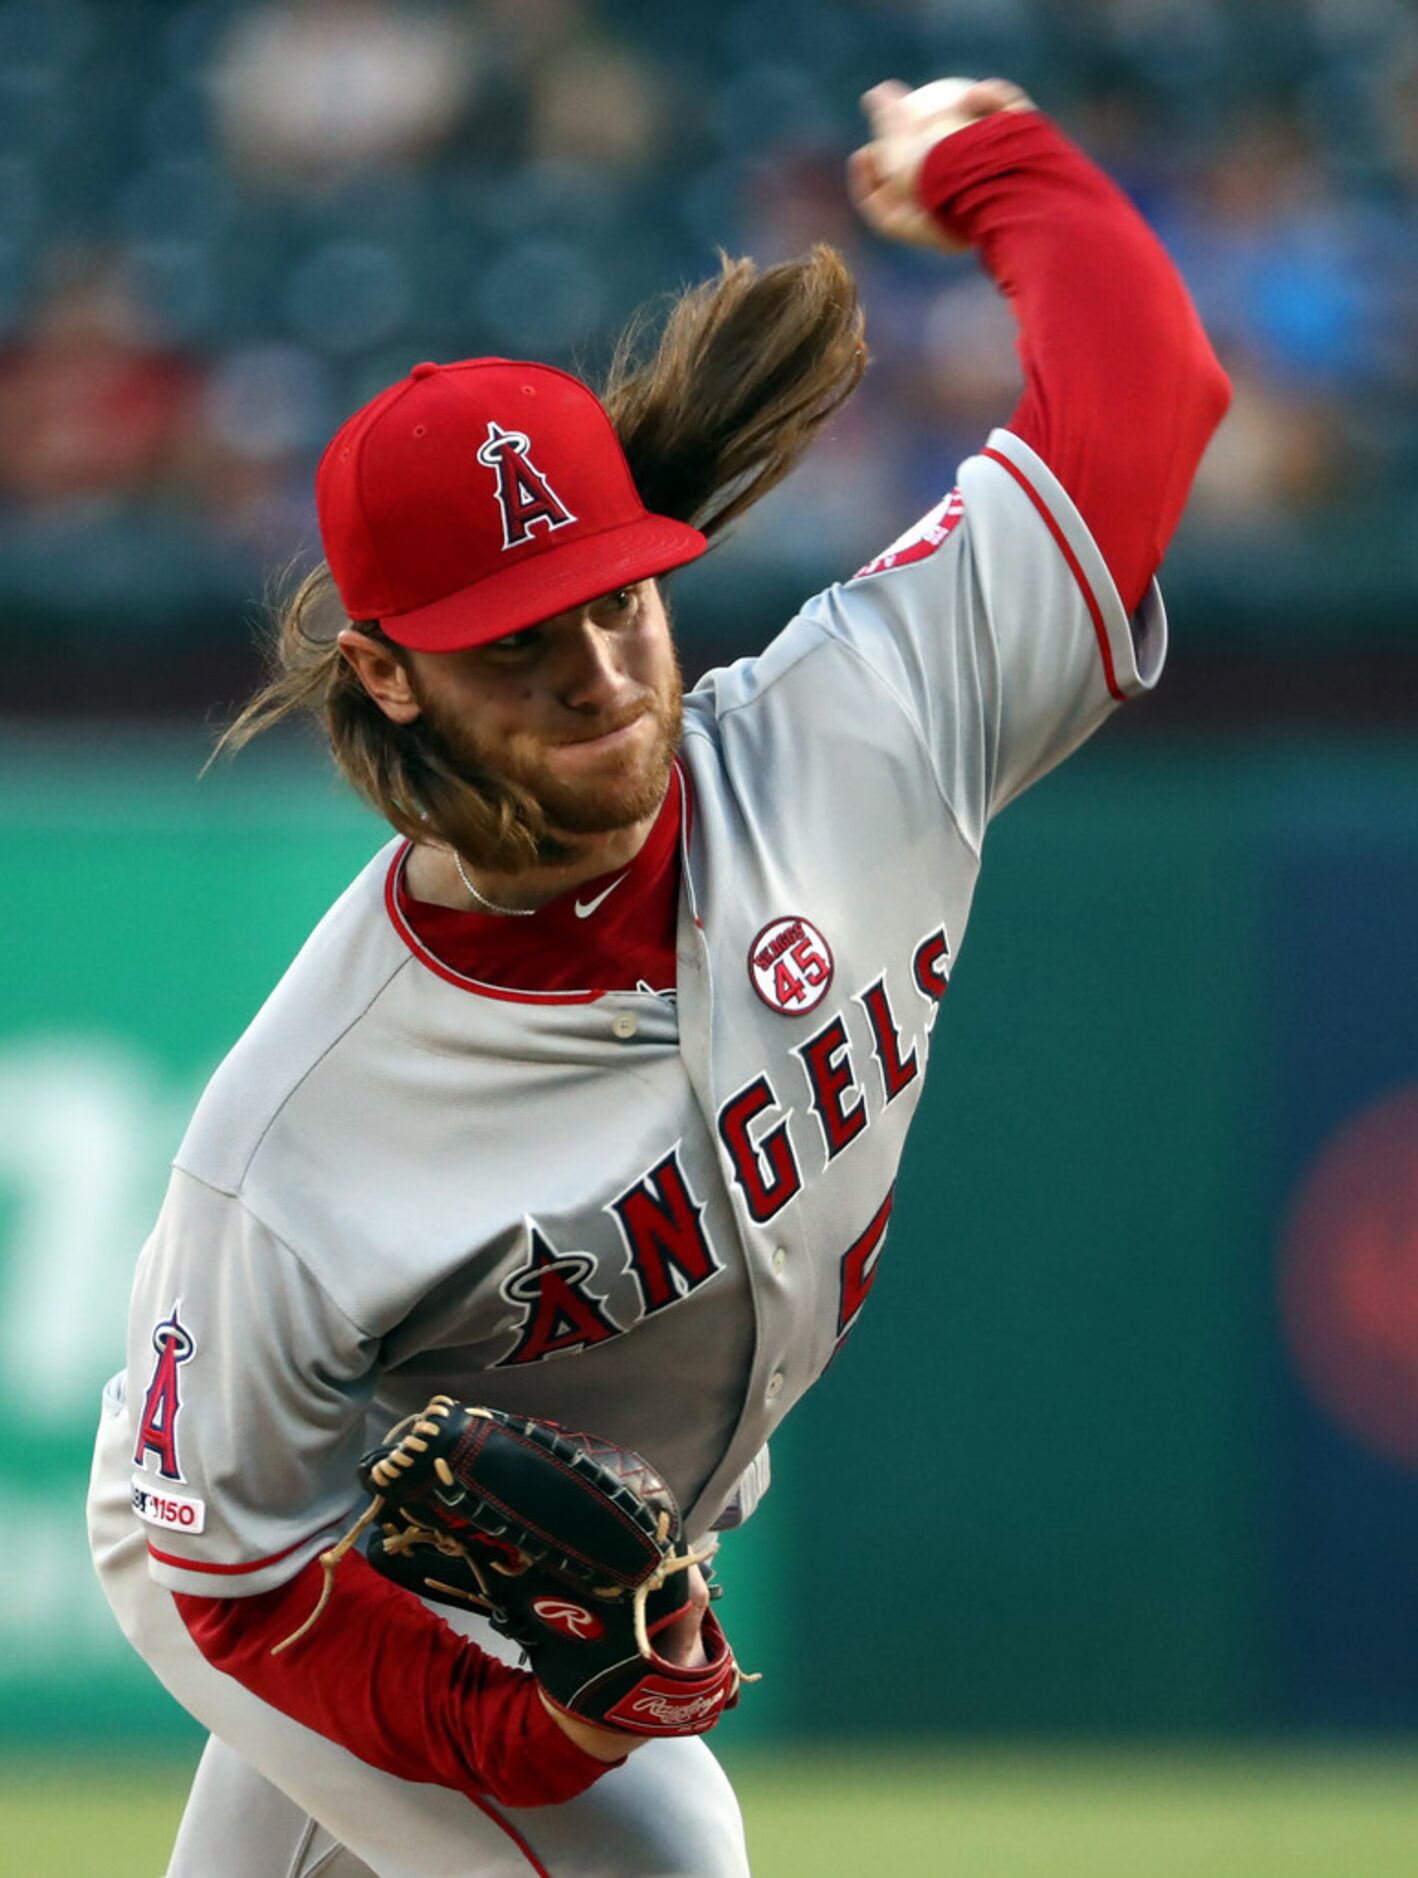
xmin=1 ymin=0 xmax=1415 ymax=678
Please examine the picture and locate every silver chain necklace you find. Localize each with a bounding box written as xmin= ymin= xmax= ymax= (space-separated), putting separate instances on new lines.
xmin=453 ymin=850 xmax=537 ymax=917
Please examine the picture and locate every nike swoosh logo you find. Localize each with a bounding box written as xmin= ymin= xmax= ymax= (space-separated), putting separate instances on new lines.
xmin=574 ymin=875 xmax=628 ymax=919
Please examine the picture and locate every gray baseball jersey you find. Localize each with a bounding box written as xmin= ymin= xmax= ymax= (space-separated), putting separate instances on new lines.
xmin=110 ymin=427 xmax=1163 ymax=1610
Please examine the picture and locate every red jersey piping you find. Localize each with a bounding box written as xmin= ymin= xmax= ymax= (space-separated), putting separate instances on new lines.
xmin=464 ymin=1795 xmax=553 ymax=1875
xmin=147 ymin=1529 xmax=328 ymax=1576
xmin=385 ymin=852 xmax=604 ymax=1004
xmin=383 ymin=760 xmax=690 ymax=1004
xmin=980 ymin=445 xmax=1126 ymax=703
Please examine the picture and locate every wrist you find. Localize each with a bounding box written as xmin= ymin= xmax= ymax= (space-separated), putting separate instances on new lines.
xmin=917 ymin=106 xmax=1049 ymax=235
xmin=539 ymin=1689 xmax=638 ymax=1762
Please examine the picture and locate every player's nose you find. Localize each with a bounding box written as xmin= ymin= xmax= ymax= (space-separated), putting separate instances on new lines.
xmin=557 ymin=616 xmax=633 ymax=711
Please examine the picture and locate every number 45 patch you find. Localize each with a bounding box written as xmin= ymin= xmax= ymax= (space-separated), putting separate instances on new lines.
xmin=748 ymin=916 xmax=834 ymax=1016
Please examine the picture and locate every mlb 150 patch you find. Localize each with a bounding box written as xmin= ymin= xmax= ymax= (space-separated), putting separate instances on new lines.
xmin=131 ymin=1476 xmax=207 ymax=1534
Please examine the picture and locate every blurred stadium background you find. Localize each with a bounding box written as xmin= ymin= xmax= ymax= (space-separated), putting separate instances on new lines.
xmin=4 ymin=0 xmax=1418 ymax=1870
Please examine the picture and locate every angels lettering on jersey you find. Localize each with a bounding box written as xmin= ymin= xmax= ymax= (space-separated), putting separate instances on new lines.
xmin=493 ymin=923 xmax=951 ymax=1367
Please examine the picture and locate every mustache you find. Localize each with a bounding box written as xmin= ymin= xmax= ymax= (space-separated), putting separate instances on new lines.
xmin=554 ymin=697 xmax=658 ymax=745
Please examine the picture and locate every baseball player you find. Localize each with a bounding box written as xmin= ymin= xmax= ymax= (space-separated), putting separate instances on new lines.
xmin=88 ymin=77 xmax=1228 ymax=1877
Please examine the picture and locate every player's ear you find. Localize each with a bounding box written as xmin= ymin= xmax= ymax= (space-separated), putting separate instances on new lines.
xmin=338 ymin=628 xmax=421 ymax=724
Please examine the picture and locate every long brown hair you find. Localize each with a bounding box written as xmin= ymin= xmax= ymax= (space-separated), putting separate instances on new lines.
xmin=213 ymin=244 xmax=866 ymax=864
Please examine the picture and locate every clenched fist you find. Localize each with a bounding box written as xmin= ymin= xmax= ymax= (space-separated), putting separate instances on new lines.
xmin=847 ymin=77 xmax=1035 ymax=252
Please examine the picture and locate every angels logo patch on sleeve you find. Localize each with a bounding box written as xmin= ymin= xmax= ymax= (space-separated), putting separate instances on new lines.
xmin=854 ymin=487 xmax=965 ymax=580
xmin=133 ymin=1304 xmax=196 ymax=1482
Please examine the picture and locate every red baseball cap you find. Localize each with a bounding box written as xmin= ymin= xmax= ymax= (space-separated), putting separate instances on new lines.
xmin=315 ymin=358 xmax=708 ymax=651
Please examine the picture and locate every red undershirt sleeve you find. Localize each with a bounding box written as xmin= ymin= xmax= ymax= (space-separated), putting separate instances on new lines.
xmin=174 ymin=1551 xmax=622 ymax=1810
xmin=919 ymin=110 xmax=1231 ymax=615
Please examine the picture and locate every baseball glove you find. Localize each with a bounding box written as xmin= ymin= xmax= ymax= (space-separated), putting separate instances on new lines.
xmin=342 ymin=1396 xmax=747 ymax=1736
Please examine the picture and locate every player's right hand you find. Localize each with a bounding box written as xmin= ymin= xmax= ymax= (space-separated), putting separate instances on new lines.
xmin=847 ymin=77 xmax=1035 ymax=253
xmin=647 ymin=1561 xmax=712 ymax=1671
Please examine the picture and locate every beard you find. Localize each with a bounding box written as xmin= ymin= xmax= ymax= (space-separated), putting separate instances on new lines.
xmin=409 ymin=655 xmax=684 ymax=870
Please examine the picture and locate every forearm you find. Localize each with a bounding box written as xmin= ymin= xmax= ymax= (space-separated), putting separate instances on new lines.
xmin=920 ymin=111 xmax=1231 ymax=613
xmin=174 ymin=1551 xmax=625 ymax=1808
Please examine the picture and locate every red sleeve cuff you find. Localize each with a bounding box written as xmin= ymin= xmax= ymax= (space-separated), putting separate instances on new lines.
xmin=917 ymin=109 xmax=1069 ymax=241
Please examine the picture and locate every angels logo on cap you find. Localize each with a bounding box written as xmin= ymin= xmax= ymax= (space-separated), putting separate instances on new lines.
xmin=314 ymin=357 xmax=707 ymax=654
xmin=476 ymin=421 xmax=576 ymax=551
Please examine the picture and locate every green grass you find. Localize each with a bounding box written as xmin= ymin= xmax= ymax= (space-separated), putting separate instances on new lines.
xmin=727 ymin=1748 xmax=1418 ymax=1876
xmin=7 ymin=1747 xmax=1418 ymax=1876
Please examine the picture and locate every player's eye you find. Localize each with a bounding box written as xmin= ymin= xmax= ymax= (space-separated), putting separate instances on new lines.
xmin=598 ymin=585 xmax=639 ymax=618
xmin=484 ymin=626 xmax=543 ymax=657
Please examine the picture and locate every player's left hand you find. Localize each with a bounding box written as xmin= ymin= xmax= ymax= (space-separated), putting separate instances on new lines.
xmin=546 ymin=1560 xmax=713 ymax=1762
xmin=847 ymin=76 xmax=1035 ymax=253
xmin=354 ymin=1399 xmax=749 ymax=1743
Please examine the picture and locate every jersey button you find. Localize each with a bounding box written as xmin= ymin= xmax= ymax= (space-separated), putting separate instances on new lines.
xmin=766 ymin=1371 xmax=784 ymax=1401
xmin=611 ymin=1012 xmax=638 ymax=1040
xmin=771 ymin=1246 xmax=788 ymax=1274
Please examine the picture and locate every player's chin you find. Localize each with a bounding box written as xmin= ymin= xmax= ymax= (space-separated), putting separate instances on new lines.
xmin=543 ymin=781 xmax=663 ymax=836
xmin=536 ymin=745 xmax=674 ymax=835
